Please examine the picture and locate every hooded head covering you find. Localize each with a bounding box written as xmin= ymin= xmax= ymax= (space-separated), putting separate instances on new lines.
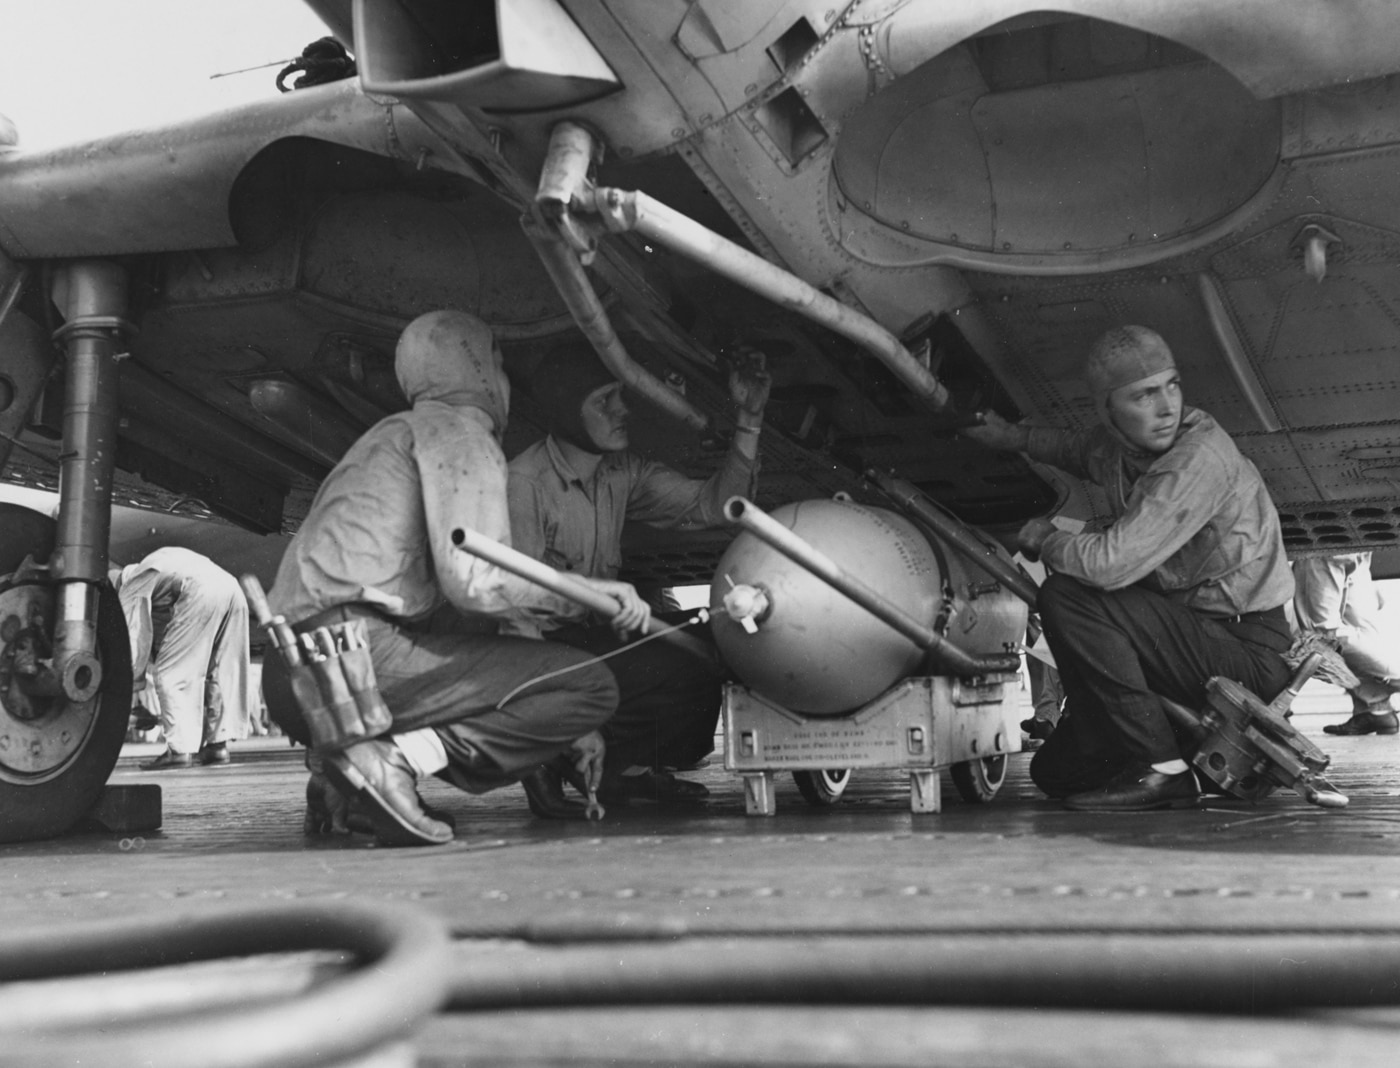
xmin=395 ymin=310 xmax=508 ymax=431
xmin=532 ymin=343 xmax=620 ymax=453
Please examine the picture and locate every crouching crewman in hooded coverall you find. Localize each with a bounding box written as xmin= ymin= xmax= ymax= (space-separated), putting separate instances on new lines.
xmin=262 ymin=310 xmax=650 ymax=846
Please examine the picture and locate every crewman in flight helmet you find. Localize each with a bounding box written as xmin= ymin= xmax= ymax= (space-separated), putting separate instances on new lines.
xmin=962 ymin=325 xmax=1294 ymax=810
xmin=263 ymin=310 xmax=651 ymax=845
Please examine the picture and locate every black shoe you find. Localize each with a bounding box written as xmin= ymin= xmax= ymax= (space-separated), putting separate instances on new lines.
xmin=1062 ymin=762 xmax=1199 ymax=812
xmin=1020 ymin=717 xmax=1055 ymax=741
xmin=198 ymin=742 xmax=230 ymax=766
xmin=305 ymin=771 xmax=363 ymax=835
xmin=598 ymin=770 xmax=709 ymax=807
xmin=320 ymin=739 xmax=454 ymax=846
xmin=1324 ymin=711 xmax=1399 ymax=736
xmin=521 ymin=761 xmax=588 ymax=820
xmin=139 ymin=749 xmax=192 ymax=770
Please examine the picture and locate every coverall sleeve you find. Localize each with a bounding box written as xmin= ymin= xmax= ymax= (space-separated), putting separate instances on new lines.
xmin=415 ymin=417 xmax=582 ymax=622
xmin=626 ymin=445 xmax=758 ymax=530
xmin=117 ymin=575 xmax=156 ymax=681
xmin=1038 ymin=451 xmax=1232 ymax=591
xmin=1024 ymin=427 xmax=1097 ymax=481
xmin=1293 ymin=556 xmax=1352 ymax=632
xmin=502 ymin=467 xmax=586 ymax=633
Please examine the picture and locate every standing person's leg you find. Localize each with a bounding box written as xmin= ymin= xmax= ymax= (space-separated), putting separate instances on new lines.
xmin=1022 ymin=654 xmax=1064 ymax=746
xmin=1326 ymin=618 xmax=1400 ymax=734
xmin=143 ymin=593 xmax=222 ymax=768
xmin=200 ymin=587 xmax=252 ymax=762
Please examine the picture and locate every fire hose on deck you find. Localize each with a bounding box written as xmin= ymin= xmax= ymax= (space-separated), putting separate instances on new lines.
xmin=11 ymin=904 xmax=1400 ymax=1067
xmin=0 ymin=902 xmax=450 ymax=1068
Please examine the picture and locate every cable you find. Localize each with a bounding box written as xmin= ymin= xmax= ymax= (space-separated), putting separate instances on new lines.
xmin=494 ymin=611 xmax=708 ymax=709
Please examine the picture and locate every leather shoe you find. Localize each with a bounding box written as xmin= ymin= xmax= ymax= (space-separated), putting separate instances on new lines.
xmin=198 ymin=742 xmax=230 ymax=766
xmin=521 ymin=761 xmax=588 ymax=820
xmin=1324 ymin=711 xmax=1399 ymax=736
xmin=1063 ymin=763 xmax=1199 ymax=812
xmin=320 ymin=739 xmax=454 ymax=846
xmin=598 ymin=770 xmax=709 ymax=807
xmin=140 ymin=749 xmax=192 ymax=770
xmin=305 ymin=770 xmax=456 ymax=837
xmin=1020 ymin=717 xmax=1055 ymax=742
xmin=305 ymin=771 xmax=362 ymax=835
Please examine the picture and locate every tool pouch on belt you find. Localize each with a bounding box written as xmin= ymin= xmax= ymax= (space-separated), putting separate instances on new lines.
xmin=239 ymin=575 xmax=393 ymax=752
xmin=294 ymin=619 xmax=394 ymax=750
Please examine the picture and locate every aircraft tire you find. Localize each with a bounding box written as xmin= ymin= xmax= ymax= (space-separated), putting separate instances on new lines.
xmin=951 ymin=754 xmax=1008 ymax=803
xmin=0 ymin=505 xmax=133 ymax=843
xmin=793 ymin=768 xmax=851 ymax=807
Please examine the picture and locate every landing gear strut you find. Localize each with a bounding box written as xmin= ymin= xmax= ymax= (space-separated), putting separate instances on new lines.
xmin=0 ymin=261 xmax=134 ymax=842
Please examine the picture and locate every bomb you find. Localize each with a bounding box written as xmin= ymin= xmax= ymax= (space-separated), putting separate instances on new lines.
xmin=711 ymin=498 xmax=1026 ymax=715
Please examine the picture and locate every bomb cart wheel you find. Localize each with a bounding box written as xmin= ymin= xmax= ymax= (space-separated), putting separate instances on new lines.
xmin=0 ymin=506 xmax=132 ymax=843
xmin=951 ymin=754 xmax=1008 ymax=803
xmin=793 ymin=768 xmax=852 ymax=807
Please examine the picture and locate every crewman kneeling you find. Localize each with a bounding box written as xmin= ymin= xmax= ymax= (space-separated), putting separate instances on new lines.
xmin=262 ymin=310 xmax=650 ymax=845
xmin=962 ymin=326 xmax=1294 ymax=810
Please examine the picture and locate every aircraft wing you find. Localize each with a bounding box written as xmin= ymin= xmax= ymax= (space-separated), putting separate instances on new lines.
xmin=3 ymin=0 xmax=1400 ymax=572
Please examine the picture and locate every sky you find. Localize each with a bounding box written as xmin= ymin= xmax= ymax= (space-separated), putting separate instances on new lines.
xmin=0 ymin=1 xmax=332 ymax=149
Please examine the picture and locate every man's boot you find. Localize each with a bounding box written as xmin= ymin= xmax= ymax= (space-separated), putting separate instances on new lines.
xmin=320 ymin=738 xmax=454 ymax=846
xmin=520 ymin=758 xmax=588 ymax=819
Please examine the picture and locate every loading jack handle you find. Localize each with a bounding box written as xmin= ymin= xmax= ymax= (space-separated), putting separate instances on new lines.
xmin=449 ymin=527 xmax=715 ymax=664
xmin=1268 ymin=651 xmax=1322 ymax=718
xmin=240 ymin=574 xmax=302 ymax=668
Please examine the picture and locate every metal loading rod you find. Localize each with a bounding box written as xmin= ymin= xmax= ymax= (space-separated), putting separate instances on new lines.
xmin=867 ymin=469 xmax=1040 ymax=607
xmin=722 ymin=497 xmax=1019 ymax=678
xmin=449 ymin=526 xmax=715 ymax=664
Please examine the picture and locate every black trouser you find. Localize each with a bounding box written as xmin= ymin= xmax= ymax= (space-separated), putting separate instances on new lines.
xmin=551 ymin=619 xmax=722 ymax=774
xmin=1029 ymin=574 xmax=1292 ymax=798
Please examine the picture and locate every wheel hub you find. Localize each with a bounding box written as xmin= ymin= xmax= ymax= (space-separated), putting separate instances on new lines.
xmin=0 ymin=582 xmax=101 ymax=780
